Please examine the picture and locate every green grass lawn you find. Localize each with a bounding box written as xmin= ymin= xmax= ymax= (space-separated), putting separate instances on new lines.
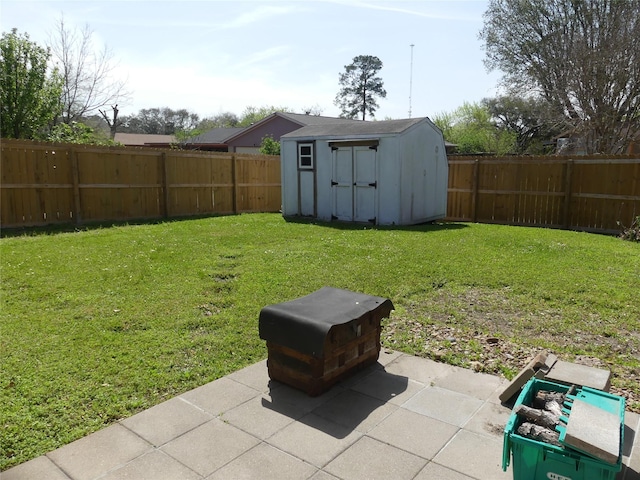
xmin=1 ymin=213 xmax=639 ymax=470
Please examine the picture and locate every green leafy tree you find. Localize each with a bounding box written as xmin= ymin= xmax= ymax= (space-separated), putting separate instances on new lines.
xmin=480 ymin=0 xmax=640 ymax=153
xmin=198 ymin=112 xmax=240 ymax=130
xmin=334 ymin=55 xmax=386 ymax=120
xmin=259 ymin=135 xmax=280 ymax=155
xmin=482 ymin=95 xmax=564 ymax=154
xmin=238 ymin=105 xmax=293 ymax=127
xmin=173 ymin=126 xmax=204 ymax=148
xmin=434 ymin=102 xmax=516 ymax=155
xmin=0 ymin=28 xmax=62 ymax=139
xmin=44 ymin=121 xmax=114 ymax=145
xmin=119 ymin=107 xmax=199 ymax=134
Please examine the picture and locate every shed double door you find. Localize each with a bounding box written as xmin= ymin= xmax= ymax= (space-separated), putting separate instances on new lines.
xmin=331 ymin=145 xmax=377 ymax=223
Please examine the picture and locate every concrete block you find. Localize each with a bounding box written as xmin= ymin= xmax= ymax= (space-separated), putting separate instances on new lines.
xmin=499 ymin=367 xmax=535 ymax=403
xmin=534 ymin=353 xmax=559 ymax=378
xmin=545 ymin=353 xmax=559 ymax=370
xmin=120 ymin=397 xmax=211 ymax=447
xmin=368 ymin=408 xmax=458 ymax=459
xmin=221 ymin=395 xmax=303 ymax=440
xmin=324 ymin=436 xmax=427 ymax=480
xmin=100 ymin=450 xmax=201 ymax=480
xmin=383 ymin=354 xmax=455 ymax=385
xmin=499 ymin=352 xmax=548 ymax=403
xmin=563 ymin=399 xmax=621 ymax=465
xmin=433 ymin=430 xmax=511 ymax=479
xmin=545 ymin=360 xmax=611 ymax=391
xmin=403 ymin=386 xmax=484 ymax=427
xmin=268 ymin=413 xmax=362 ymax=468
xmin=206 ymin=443 xmax=317 ymax=480
xmin=311 ymin=389 xmax=398 ymax=433
xmin=2 ymin=456 xmax=71 ymax=480
xmin=160 ymin=419 xmax=259 ymax=477
xmin=47 ymin=424 xmax=152 ymax=480
xmin=180 ymin=377 xmax=260 ymax=415
xmin=434 ymin=367 xmax=504 ymax=401
xmin=350 ymin=369 xmax=425 ymax=406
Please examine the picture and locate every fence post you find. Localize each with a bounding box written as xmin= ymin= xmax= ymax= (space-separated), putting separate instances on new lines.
xmin=562 ymin=159 xmax=573 ymax=228
xmin=232 ymin=154 xmax=238 ymax=214
xmin=471 ymin=158 xmax=480 ymax=223
xmin=70 ymin=147 xmax=82 ymax=224
xmin=160 ymin=152 xmax=169 ymax=219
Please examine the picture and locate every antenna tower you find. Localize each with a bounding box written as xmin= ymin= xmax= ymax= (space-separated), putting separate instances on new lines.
xmin=409 ymin=44 xmax=415 ymax=118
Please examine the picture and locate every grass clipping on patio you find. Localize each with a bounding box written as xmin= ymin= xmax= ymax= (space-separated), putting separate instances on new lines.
xmin=1 ymin=213 xmax=639 ymax=469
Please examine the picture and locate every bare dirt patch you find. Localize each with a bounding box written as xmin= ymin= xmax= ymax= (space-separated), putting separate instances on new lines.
xmin=382 ymin=288 xmax=640 ymax=412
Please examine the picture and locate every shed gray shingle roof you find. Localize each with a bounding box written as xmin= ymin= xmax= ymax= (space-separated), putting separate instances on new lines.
xmin=281 ymin=117 xmax=427 ymax=138
xmin=277 ymin=112 xmax=365 ymax=127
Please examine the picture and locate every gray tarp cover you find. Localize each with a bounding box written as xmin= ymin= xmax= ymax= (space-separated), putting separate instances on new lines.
xmin=258 ymin=287 xmax=394 ymax=359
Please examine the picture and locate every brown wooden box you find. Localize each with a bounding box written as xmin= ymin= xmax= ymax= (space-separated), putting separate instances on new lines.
xmin=259 ymin=287 xmax=394 ymax=396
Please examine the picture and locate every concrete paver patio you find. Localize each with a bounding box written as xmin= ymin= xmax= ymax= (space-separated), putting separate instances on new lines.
xmin=4 ymin=351 xmax=639 ymax=480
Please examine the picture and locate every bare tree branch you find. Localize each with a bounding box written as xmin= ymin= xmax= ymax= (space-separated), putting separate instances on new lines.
xmin=99 ymin=104 xmax=121 ymax=139
xmin=48 ymin=15 xmax=131 ymax=124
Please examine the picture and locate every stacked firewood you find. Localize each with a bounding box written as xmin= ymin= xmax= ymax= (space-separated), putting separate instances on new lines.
xmin=515 ymin=386 xmax=575 ymax=447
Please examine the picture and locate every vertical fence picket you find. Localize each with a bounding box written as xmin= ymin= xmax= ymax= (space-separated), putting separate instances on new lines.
xmin=471 ymin=159 xmax=479 ymax=223
xmin=71 ymin=147 xmax=82 ymax=224
xmin=562 ymin=159 xmax=573 ymax=229
xmin=231 ymin=154 xmax=238 ymax=214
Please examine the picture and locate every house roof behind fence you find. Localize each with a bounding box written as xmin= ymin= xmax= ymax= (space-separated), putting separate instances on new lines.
xmin=114 ymin=133 xmax=176 ymax=145
xmin=222 ymin=112 xmax=364 ymax=144
xmin=185 ymin=127 xmax=245 ymax=145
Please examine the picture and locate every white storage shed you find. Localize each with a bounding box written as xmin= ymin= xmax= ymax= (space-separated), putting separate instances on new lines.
xmin=280 ymin=117 xmax=448 ymax=226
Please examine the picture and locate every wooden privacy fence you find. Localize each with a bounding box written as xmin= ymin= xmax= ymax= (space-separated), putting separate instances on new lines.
xmin=2 ymin=140 xmax=639 ymax=234
xmin=1 ymin=139 xmax=281 ymax=228
xmin=446 ymin=155 xmax=640 ymax=234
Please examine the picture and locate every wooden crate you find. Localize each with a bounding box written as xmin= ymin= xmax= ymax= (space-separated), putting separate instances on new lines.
xmin=266 ymin=312 xmax=382 ymax=396
xmin=259 ymin=287 xmax=393 ymax=396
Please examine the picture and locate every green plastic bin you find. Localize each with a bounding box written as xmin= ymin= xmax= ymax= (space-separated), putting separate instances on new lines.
xmin=503 ymin=378 xmax=625 ymax=480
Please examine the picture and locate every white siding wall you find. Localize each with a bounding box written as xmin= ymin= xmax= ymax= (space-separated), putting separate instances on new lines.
xmin=315 ymin=141 xmax=333 ymax=221
xmin=280 ymin=140 xmax=299 ymax=216
xmin=373 ymin=136 xmax=400 ymax=225
xmin=396 ymin=122 xmax=448 ymax=224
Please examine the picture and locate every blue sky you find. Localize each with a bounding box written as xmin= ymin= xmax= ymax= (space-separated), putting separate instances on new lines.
xmin=1 ymin=0 xmax=503 ymax=121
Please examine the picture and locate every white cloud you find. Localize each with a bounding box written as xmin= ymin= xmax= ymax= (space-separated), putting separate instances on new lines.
xmin=114 ymin=56 xmax=338 ymax=117
xmin=320 ymin=0 xmax=482 ymax=22
xmin=224 ymin=5 xmax=298 ymax=29
xmin=232 ymin=45 xmax=292 ymax=72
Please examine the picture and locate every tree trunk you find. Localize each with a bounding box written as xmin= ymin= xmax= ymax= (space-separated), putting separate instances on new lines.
xmin=99 ymin=105 xmax=120 ymax=140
